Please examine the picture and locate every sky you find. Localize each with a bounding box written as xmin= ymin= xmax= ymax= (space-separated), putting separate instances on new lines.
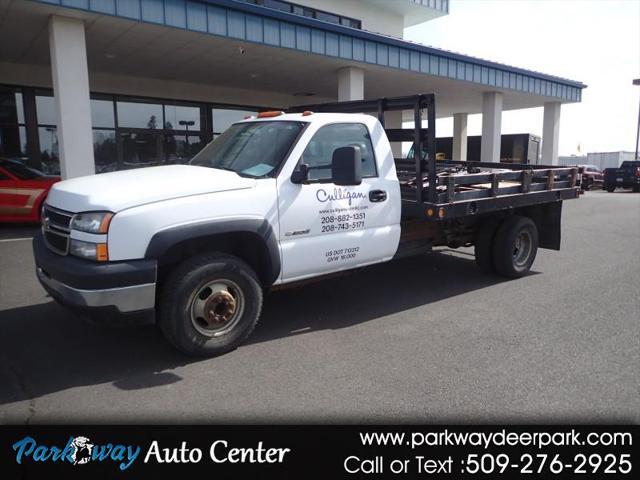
xmin=404 ymin=0 xmax=640 ymax=156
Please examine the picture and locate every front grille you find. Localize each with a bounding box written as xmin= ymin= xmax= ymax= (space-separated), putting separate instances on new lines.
xmin=42 ymin=204 xmax=73 ymax=255
xmin=44 ymin=230 xmax=68 ymax=254
xmin=45 ymin=207 xmax=72 ymax=230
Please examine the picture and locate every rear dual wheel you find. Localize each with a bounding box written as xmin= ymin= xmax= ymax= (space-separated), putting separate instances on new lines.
xmin=475 ymin=215 xmax=539 ymax=278
xmin=474 ymin=217 xmax=501 ymax=273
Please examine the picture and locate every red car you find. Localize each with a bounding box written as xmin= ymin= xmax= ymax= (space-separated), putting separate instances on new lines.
xmin=579 ymin=164 xmax=604 ymax=191
xmin=0 ymin=158 xmax=60 ymax=223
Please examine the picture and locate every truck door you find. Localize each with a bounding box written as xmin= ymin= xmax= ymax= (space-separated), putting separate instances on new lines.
xmin=277 ymin=121 xmax=401 ymax=282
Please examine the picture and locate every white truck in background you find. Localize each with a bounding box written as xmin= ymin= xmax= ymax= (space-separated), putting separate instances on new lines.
xmin=34 ymin=95 xmax=580 ymax=356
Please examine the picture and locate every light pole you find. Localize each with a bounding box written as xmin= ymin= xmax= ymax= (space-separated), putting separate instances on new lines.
xmin=634 ymin=79 xmax=640 ymax=160
xmin=179 ymin=120 xmax=195 ymax=159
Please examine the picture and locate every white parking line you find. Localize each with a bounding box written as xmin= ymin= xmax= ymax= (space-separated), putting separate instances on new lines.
xmin=0 ymin=237 xmax=33 ymax=243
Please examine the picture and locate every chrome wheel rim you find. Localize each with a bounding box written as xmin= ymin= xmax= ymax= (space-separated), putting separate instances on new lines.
xmin=190 ymin=279 xmax=245 ymax=337
xmin=512 ymin=230 xmax=533 ymax=268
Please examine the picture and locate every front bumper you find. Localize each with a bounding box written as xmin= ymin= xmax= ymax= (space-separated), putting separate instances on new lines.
xmin=33 ymin=233 xmax=157 ymax=322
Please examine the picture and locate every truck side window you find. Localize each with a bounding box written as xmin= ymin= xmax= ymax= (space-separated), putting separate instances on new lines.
xmin=301 ymin=123 xmax=377 ymax=181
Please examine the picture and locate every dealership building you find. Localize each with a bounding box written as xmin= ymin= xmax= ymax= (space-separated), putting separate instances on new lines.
xmin=0 ymin=0 xmax=586 ymax=179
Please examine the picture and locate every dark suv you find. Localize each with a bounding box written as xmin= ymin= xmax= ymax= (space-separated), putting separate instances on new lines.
xmin=603 ymin=161 xmax=640 ymax=192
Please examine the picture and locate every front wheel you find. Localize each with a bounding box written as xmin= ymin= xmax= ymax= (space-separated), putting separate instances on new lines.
xmin=158 ymin=253 xmax=263 ymax=357
xmin=492 ymin=216 xmax=538 ymax=278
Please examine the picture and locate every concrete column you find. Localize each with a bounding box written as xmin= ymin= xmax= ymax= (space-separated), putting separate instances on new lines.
xmin=452 ymin=113 xmax=468 ymax=161
xmin=337 ymin=67 xmax=364 ymax=102
xmin=49 ymin=16 xmax=95 ymax=179
xmin=542 ymin=102 xmax=561 ymax=165
xmin=480 ymin=92 xmax=503 ymax=163
xmin=384 ymin=110 xmax=403 ymax=159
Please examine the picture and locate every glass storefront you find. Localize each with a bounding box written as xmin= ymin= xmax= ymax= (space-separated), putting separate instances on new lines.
xmin=0 ymin=83 xmax=261 ymax=175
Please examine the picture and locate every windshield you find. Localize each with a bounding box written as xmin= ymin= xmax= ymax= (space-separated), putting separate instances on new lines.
xmin=190 ymin=121 xmax=305 ymax=177
xmin=0 ymin=160 xmax=45 ymax=180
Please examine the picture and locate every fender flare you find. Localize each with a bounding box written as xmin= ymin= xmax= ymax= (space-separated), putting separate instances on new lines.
xmin=144 ymin=219 xmax=281 ymax=285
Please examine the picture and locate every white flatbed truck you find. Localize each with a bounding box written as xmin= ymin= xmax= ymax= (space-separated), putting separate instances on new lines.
xmin=33 ymin=94 xmax=580 ymax=356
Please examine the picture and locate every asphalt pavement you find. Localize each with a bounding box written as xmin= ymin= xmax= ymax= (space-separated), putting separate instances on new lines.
xmin=1 ymin=190 xmax=638 ymax=424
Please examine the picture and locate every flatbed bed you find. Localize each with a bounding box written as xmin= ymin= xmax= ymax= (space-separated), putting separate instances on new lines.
xmin=290 ymin=94 xmax=581 ymax=221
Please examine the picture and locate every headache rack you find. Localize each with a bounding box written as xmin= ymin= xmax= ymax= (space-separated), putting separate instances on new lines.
xmin=289 ymin=94 xmax=580 ymax=220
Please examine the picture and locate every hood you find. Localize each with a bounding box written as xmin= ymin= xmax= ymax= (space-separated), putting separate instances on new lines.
xmin=46 ymin=165 xmax=255 ymax=213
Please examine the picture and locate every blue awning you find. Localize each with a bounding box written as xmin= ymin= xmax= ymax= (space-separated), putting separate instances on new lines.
xmin=33 ymin=0 xmax=586 ymax=102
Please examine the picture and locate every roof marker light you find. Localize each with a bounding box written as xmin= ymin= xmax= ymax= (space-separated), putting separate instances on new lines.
xmin=257 ymin=111 xmax=284 ymax=118
xmin=302 ymin=110 xmax=314 ymax=116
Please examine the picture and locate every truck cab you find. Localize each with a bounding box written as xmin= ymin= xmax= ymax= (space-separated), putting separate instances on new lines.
xmin=34 ymin=95 xmax=580 ymax=357
xmin=34 ymin=111 xmax=404 ymax=355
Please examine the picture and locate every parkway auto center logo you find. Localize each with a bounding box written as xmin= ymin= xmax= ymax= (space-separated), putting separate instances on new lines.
xmin=10 ymin=435 xmax=291 ymax=472
xmin=12 ymin=435 xmax=141 ymax=471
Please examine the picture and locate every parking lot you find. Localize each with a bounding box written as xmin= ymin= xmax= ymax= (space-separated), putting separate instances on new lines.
xmin=0 ymin=190 xmax=638 ymax=424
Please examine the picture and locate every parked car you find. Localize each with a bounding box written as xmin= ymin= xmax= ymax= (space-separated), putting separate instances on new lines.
xmin=603 ymin=161 xmax=640 ymax=192
xmin=0 ymin=158 xmax=60 ymax=223
xmin=578 ymin=164 xmax=603 ymax=191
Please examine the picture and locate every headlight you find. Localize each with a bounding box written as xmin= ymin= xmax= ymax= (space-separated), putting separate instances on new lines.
xmin=70 ymin=212 xmax=113 ymax=234
xmin=69 ymin=239 xmax=109 ymax=261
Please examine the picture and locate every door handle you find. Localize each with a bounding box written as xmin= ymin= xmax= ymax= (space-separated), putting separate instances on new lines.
xmin=369 ymin=189 xmax=387 ymax=202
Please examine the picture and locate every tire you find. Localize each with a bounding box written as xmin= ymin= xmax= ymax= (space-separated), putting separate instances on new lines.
xmin=474 ymin=217 xmax=501 ymax=273
xmin=582 ymin=178 xmax=591 ymax=191
xmin=158 ymin=253 xmax=263 ymax=357
xmin=491 ymin=215 xmax=538 ymax=279
xmin=606 ymin=186 xmax=615 ymax=192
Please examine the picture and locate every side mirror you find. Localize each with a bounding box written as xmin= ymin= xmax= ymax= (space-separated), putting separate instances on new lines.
xmin=332 ymin=146 xmax=362 ymax=186
xmin=291 ymin=163 xmax=309 ymax=184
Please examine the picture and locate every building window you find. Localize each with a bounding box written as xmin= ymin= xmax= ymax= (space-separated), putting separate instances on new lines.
xmin=37 ymin=127 xmax=58 ymax=175
xmin=116 ymin=101 xmax=163 ymax=129
xmin=35 ymin=92 xmax=59 ymax=175
xmin=164 ymin=105 xmax=200 ymax=131
xmin=240 ymin=0 xmax=362 ymax=29
xmin=0 ymin=86 xmax=27 ymax=160
xmin=120 ymin=132 xmax=160 ymax=168
xmin=212 ymin=108 xmax=256 ymax=136
xmin=91 ymin=99 xmax=115 ymax=128
xmin=315 ymin=11 xmax=340 ymax=24
xmin=91 ymin=97 xmax=117 ymax=173
xmin=93 ymin=129 xmax=117 ymax=173
xmin=263 ymin=0 xmax=290 ymax=12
